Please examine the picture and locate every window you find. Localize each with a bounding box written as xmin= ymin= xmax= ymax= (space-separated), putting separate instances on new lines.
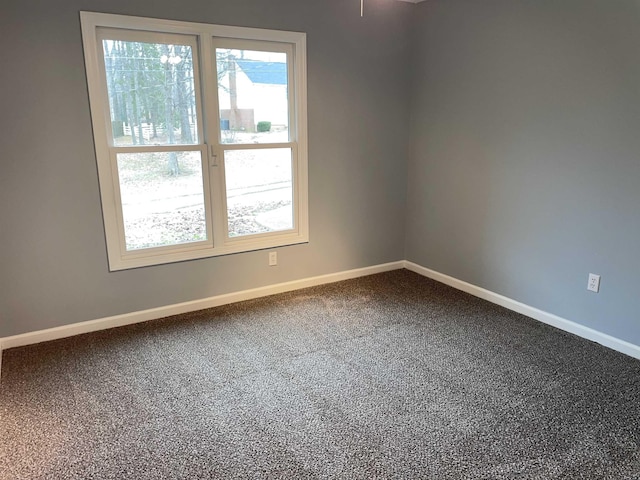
xmin=80 ymin=12 xmax=308 ymax=270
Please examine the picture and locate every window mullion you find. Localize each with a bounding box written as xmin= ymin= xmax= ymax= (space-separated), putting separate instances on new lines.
xmin=199 ymin=33 xmax=226 ymax=249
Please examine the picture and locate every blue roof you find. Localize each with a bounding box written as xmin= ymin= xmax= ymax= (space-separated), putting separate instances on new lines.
xmin=236 ymin=59 xmax=287 ymax=86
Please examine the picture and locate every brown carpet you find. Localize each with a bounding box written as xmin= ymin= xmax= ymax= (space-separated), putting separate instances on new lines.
xmin=1 ymin=269 xmax=639 ymax=479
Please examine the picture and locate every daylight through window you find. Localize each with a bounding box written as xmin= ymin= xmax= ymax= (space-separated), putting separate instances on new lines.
xmin=81 ymin=13 xmax=308 ymax=270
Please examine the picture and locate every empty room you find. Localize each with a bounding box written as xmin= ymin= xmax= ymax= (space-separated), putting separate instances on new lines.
xmin=1 ymin=0 xmax=639 ymax=478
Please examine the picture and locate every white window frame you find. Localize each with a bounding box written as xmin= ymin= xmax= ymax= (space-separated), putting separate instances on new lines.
xmin=80 ymin=12 xmax=308 ymax=271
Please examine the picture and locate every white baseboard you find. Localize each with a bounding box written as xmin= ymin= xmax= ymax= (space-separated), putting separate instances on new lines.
xmin=404 ymin=261 xmax=640 ymax=361
xmin=0 ymin=261 xmax=404 ymax=352
xmin=2 ymin=258 xmax=638 ymax=382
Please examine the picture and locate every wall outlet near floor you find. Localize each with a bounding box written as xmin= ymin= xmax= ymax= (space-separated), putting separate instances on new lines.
xmin=587 ymin=273 xmax=600 ymax=293
xmin=268 ymin=251 xmax=278 ymax=266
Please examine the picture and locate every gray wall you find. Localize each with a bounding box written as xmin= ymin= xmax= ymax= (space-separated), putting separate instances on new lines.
xmin=406 ymin=0 xmax=640 ymax=345
xmin=4 ymin=0 xmax=639 ymax=348
xmin=0 ymin=0 xmax=412 ymax=337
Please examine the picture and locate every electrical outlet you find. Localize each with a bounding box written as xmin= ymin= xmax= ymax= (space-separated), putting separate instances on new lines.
xmin=268 ymin=251 xmax=277 ymax=266
xmin=587 ymin=273 xmax=600 ymax=293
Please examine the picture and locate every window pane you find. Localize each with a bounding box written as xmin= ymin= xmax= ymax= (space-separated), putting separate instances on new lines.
xmin=103 ymin=39 xmax=198 ymax=146
xmin=216 ymin=49 xmax=289 ymax=144
xmin=117 ymin=151 xmax=207 ymax=250
xmin=225 ymin=148 xmax=293 ymax=237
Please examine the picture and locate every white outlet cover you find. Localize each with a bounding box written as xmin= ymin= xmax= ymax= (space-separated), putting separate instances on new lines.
xmin=588 ymin=273 xmax=600 ymax=293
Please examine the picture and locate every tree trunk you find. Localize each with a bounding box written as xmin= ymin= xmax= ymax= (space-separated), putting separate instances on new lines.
xmin=168 ymin=152 xmax=180 ymax=176
xmin=175 ymin=46 xmax=193 ymax=143
xmin=163 ymin=45 xmax=180 ymax=175
xmin=132 ymin=68 xmax=144 ymax=145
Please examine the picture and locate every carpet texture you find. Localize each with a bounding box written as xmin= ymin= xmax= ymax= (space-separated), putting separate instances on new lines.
xmin=1 ymin=269 xmax=639 ymax=479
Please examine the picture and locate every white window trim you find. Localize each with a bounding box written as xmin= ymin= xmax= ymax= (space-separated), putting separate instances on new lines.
xmin=80 ymin=12 xmax=308 ymax=271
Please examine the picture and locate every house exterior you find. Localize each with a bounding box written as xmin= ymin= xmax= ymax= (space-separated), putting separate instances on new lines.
xmin=218 ymin=57 xmax=289 ymax=132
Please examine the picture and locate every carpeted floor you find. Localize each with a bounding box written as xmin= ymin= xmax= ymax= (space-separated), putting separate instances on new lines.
xmin=1 ymin=269 xmax=639 ymax=479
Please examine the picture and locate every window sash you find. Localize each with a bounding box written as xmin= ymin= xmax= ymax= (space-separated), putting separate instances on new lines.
xmin=220 ymin=146 xmax=298 ymax=242
xmin=210 ymin=38 xmax=298 ymax=242
xmin=212 ymin=38 xmax=295 ymax=146
xmin=109 ymin=147 xmax=214 ymax=255
xmin=96 ymin=28 xmax=205 ymax=149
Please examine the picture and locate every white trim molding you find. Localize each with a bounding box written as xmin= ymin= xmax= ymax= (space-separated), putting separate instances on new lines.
xmin=404 ymin=261 xmax=640 ymax=361
xmin=2 ymin=259 xmax=639 ymax=381
xmin=0 ymin=262 xmax=403 ymax=352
